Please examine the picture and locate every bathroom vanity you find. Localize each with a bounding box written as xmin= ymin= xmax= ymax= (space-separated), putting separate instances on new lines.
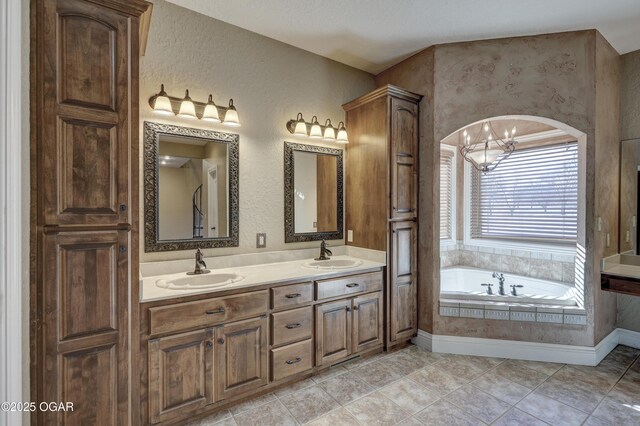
xmin=138 ymin=256 xmax=385 ymax=424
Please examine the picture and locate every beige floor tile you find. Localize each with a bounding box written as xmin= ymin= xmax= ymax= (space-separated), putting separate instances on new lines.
xmin=401 ymin=345 xmax=448 ymax=365
xmin=408 ymin=365 xmax=469 ymax=394
xmin=379 ymin=378 xmax=441 ymax=414
xmin=471 ymin=372 xmax=531 ymax=405
xmin=592 ymin=396 xmax=640 ymax=425
xmin=495 ymin=360 xmax=549 ymax=389
xmin=552 ymin=366 xmax=616 ymax=394
xmin=492 ymin=408 xmax=547 ymax=426
xmin=452 ymin=355 xmax=504 ymax=371
xmin=229 ymin=393 xmax=277 ymax=416
xmin=273 ymin=378 xmax=316 ymax=398
xmin=608 ymin=377 xmax=640 ymax=404
xmin=342 ymin=351 xmax=389 ymax=370
xmin=186 ymin=409 xmax=232 ymax=426
xmin=516 ymin=393 xmax=588 ymax=426
xmin=233 ymin=401 xmax=296 ymax=426
xmin=535 ymin=377 xmax=605 ymax=412
xmin=505 ymin=359 xmax=563 ymax=376
xmin=434 ymin=357 xmax=487 ymax=381
xmin=279 ymin=385 xmax=340 ymax=424
xmin=583 ymin=415 xmax=615 ymax=425
xmin=414 ymin=400 xmax=485 ymax=426
xmin=395 ymin=416 xmax=424 ymax=426
xmin=312 ymin=366 xmax=348 ymax=384
xmin=305 ymin=407 xmax=360 ymax=426
xmin=444 ymin=384 xmax=511 ymax=424
xmin=351 ymin=359 xmax=405 ymax=388
xmin=386 ymin=351 xmax=432 ymax=375
xmin=318 ymin=372 xmax=375 ymax=404
xmin=345 ymin=391 xmax=411 ymax=426
xmin=601 ymin=345 xmax=640 ymax=367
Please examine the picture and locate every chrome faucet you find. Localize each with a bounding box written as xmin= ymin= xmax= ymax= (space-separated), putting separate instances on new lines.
xmin=510 ymin=284 xmax=524 ymax=296
xmin=315 ymin=240 xmax=332 ymax=261
xmin=493 ymin=272 xmax=506 ymax=295
xmin=190 ymin=248 xmax=210 ymax=275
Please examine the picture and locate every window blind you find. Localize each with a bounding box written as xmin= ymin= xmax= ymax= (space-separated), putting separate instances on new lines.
xmin=440 ymin=150 xmax=454 ymax=240
xmin=470 ymin=142 xmax=578 ymax=243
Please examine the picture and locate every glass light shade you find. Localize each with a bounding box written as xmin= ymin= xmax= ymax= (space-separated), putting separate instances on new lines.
xmin=293 ymin=113 xmax=307 ymax=135
xmin=309 ymin=116 xmax=322 ymax=138
xmin=151 ymin=84 xmax=174 ymax=115
xmin=323 ymin=119 xmax=336 ymax=140
xmin=336 ymin=122 xmax=349 ymax=144
xmin=467 ymin=148 xmax=502 ymax=166
xmin=177 ymin=90 xmax=197 ymax=119
xmin=202 ymin=94 xmax=220 ymax=122
xmin=223 ymin=99 xmax=241 ymax=126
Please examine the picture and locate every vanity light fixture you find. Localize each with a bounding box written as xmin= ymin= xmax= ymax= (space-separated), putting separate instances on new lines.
xmin=286 ymin=113 xmax=348 ymax=144
xmin=149 ymin=84 xmax=241 ymax=126
xmin=459 ymin=121 xmax=516 ymax=173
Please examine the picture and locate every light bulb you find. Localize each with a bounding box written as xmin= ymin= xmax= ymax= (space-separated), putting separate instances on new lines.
xmin=336 ymin=122 xmax=349 ymax=144
xmin=293 ymin=113 xmax=307 ymax=136
xmin=309 ymin=116 xmax=322 ymax=138
xmin=151 ymin=84 xmax=174 ymax=115
xmin=177 ymin=89 xmax=197 ymax=119
xmin=323 ymin=119 xmax=336 ymax=140
xmin=202 ymin=94 xmax=220 ymax=122
xmin=223 ymin=99 xmax=240 ymax=126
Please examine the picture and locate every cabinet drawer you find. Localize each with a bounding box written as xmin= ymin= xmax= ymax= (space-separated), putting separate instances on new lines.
xmin=271 ymin=282 xmax=313 ymax=310
xmin=315 ymin=272 xmax=383 ymax=301
xmin=270 ymin=339 xmax=313 ymax=382
xmin=149 ymin=290 xmax=268 ymax=336
xmin=271 ymin=307 xmax=313 ymax=346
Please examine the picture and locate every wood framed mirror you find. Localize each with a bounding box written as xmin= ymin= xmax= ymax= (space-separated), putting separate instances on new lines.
xmin=144 ymin=121 xmax=239 ymax=252
xmin=284 ymin=141 xmax=344 ymax=243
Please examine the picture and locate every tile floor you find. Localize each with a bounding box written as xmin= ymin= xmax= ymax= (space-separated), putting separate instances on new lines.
xmin=187 ymin=344 xmax=640 ymax=425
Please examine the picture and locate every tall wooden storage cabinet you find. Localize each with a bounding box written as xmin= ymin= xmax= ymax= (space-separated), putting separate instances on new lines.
xmin=30 ymin=0 xmax=150 ymax=424
xmin=343 ymin=85 xmax=421 ymax=349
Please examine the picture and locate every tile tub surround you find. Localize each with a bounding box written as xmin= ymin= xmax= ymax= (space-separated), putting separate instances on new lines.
xmin=186 ymin=344 xmax=640 ymax=425
xmin=439 ymin=300 xmax=587 ymax=325
xmin=140 ymin=253 xmax=385 ymax=302
xmin=440 ymin=244 xmax=576 ymax=284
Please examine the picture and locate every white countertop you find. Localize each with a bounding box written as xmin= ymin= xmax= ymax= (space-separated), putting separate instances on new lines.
xmin=140 ymin=255 xmax=385 ymax=303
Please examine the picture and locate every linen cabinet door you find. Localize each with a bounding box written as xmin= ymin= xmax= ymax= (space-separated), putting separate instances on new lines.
xmin=390 ymin=97 xmax=418 ymax=220
xmin=148 ymin=329 xmax=215 ymax=424
xmin=352 ymin=292 xmax=384 ymax=353
xmin=315 ymin=299 xmax=352 ymax=366
xmin=214 ymin=317 xmax=269 ymax=400
xmin=389 ymin=220 xmax=418 ymax=345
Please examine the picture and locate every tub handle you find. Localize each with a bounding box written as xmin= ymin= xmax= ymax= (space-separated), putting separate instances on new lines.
xmin=510 ymin=284 xmax=524 ymax=296
xmin=481 ymin=283 xmax=493 ymax=295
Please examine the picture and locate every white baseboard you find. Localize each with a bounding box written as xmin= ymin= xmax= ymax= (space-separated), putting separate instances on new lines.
xmin=411 ymin=328 xmax=640 ymax=366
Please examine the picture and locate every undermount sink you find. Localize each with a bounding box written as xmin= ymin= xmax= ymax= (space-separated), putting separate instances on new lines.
xmin=155 ymin=272 xmax=244 ymax=290
xmin=303 ymin=259 xmax=363 ymax=270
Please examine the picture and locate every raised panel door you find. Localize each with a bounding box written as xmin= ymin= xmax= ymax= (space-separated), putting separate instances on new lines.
xmin=315 ymin=299 xmax=352 ymax=366
xmin=352 ymin=292 xmax=384 ymax=353
xmin=148 ymin=329 xmax=215 ymax=424
xmin=214 ymin=317 xmax=268 ymax=400
xmin=389 ymin=221 xmax=417 ymax=344
xmin=390 ymin=97 xmax=418 ymax=220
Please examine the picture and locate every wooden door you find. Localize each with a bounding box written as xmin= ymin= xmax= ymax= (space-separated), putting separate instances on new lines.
xmin=214 ymin=317 xmax=268 ymax=400
xmin=352 ymin=292 xmax=384 ymax=353
xmin=390 ymin=97 xmax=418 ymax=220
xmin=389 ymin=221 xmax=418 ymax=345
xmin=148 ymin=329 xmax=215 ymax=424
xmin=315 ymin=299 xmax=352 ymax=366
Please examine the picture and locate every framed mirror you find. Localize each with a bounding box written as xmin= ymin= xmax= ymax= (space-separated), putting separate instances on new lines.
xmin=620 ymin=138 xmax=640 ymax=255
xmin=144 ymin=121 xmax=239 ymax=252
xmin=284 ymin=142 xmax=344 ymax=243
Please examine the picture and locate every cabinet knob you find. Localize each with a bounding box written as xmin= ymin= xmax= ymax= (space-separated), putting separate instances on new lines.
xmin=206 ymin=341 xmax=213 ymax=348
xmin=346 ymin=307 xmax=351 ymax=312
xmin=218 ymin=338 xmax=225 ymax=345
xmin=353 ymin=306 xmax=359 ymax=311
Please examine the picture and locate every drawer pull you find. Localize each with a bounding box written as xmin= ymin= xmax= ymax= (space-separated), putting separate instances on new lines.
xmin=218 ymin=338 xmax=225 ymax=344
xmin=346 ymin=283 xmax=359 ymax=288
xmin=206 ymin=308 xmax=225 ymax=315
xmin=285 ymin=293 xmax=301 ymax=298
xmin=285 ymin=323 xmax=302 ymax=329
xmin=206 ymin=341 xmax=213 ymax=348
xmin=286 ymin=357 xmax=302 ymax=365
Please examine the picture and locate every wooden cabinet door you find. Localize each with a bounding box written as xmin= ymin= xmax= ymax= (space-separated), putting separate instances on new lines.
xmin=352 ymin=292 xmax=384 ymax=353
xmin=390 ymin=97 xmax=418 ymax=220
xmin=148 ymin=329 xmax=215 ymax=424
xmin=315 ymin=299 xmax=352 ymax=366
xmin=215 ymin=317 xmax=268 ymax=400
xmin=389 ymin=221 xmax=418 ymax=345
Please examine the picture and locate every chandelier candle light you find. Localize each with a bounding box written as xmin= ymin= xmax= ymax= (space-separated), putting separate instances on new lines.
xmin=287 ymin=113 xmax=349 ymax=144
xmin=459 ymin=121 xmax=517 ymax=173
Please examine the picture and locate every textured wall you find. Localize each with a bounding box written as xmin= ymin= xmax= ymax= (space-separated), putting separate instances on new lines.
xmin=140 ymin=0 xmax=375 ymax=262
xmin=376 ymin=31 xmax=622 ymax=346
xmin=618 ymin=50 xmax=640 ymax=332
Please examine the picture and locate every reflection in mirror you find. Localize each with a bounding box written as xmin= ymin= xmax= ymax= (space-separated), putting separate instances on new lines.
xmin=144 ymin=122 xmax=239 ymax=252
xmin=620 ymin=139 xmax=640 ymax=254
xmin=285 ymin=142 xmax=343 ymax=243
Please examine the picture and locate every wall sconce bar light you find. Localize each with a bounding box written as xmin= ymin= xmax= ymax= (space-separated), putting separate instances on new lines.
xmin=149 ymin=84 xmax=241 ymax=127
xmin=286 ymin=113 xmax=348 ymax=143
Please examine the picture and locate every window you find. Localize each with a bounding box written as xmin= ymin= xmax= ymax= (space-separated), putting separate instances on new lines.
xmin=440 ymin=147 xmax=456 ymax=243
xmin=469 ymin=142 xmax=578 ymax=244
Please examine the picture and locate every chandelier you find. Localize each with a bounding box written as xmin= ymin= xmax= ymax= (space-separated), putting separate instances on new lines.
xmin=459 ymin=122 xmax=517 ymax=173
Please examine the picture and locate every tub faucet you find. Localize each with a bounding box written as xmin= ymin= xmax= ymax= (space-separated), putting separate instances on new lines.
xmin=510 ymin=284 xmax=524 ymax=296
xmin=481 ymin=283 xmax=494 ymax=295
xmin=191 ymin=248 xmax=210 ymax=275
xmin=315 ymin=240 xmax=332 ymax=261
xmin=492 ymin=272 xmax=506 ymax=295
